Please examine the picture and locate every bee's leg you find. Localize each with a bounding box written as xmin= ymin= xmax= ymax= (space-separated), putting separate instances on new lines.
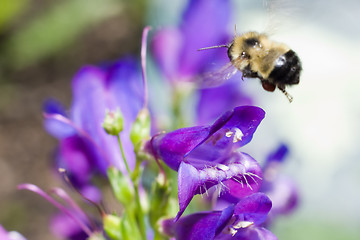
xmin=278 ymin=85 xmax=293 ymax=103
xmin=241 ymin=65 xmax=258 ymax=81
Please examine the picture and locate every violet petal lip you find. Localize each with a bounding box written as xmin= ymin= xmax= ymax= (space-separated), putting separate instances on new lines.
xmin=150 ymin=106 xmax=265 ymax=171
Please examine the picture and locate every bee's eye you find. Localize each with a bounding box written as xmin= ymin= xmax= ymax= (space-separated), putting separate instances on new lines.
xmin=241 ymin=51 xmax=249 ymax=59
xmin=244 ymin=38 xmax=259 ymax=47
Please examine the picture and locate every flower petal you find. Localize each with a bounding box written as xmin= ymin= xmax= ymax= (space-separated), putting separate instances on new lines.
xmin=224 ymin=153 xmax=263 ymax=199
xmin=163 ymin=205 xmax=234 ymax=240
xmin=176 ymin=152 xmax=262 ymax=220
xmin=186 ymin=106 xmax=265 ymax=164
xmin=216 ymin=226 xmax=278 ymax=240
xmin=43 ymin=99 xmax=76 ymax=139
xmin=150 ymin=126 xmax=210 ymax=170
xmin=58 ymin=136 xmax=93 ymax=184
xmin=234 ymin=193 xmax=272 ymax=226
xmin=71 ymin=65 xmax=123 ymax=172
xmin=232 ymin=227 xmax=278 ymax=240
xmin=265 ymin=176 xmax=299 ymax=216
xmin=150 ymin=106 xmax=265 ymax=170
xmin=70 ymin=58 xmax=143 ymax=173
xmin=51 ymin=213 xmax=89 ymax=240
xmin=178 ymin=0 xmax=231 ymax=77
xmin=151 ymin=28 xmax=182 ymax=81
xmin=265 ymin=144 xmax=289 ymax=164
xmin=107 ymin=58 xmax=144 ymax=123
xmin=176 ymin=162 xmax=200 ymax=221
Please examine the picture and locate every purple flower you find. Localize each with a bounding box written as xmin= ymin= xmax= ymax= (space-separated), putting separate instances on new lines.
xmin=152 ymin=0 xmax=253 ymax=126
xmin=261 ymin=144 xmax=299 ymax=220
xmin=44 ymin=57 xmax=144 ymax=198
xmin=162 ymin=193 xmax=277 ymax=240
xmin=148 ymin=106 xmax=265 ymax=219
xmin=151 ymin=0 xmax=231 ymax=82
xmin=50 ymin=213 xmax=89 ymax=240
xmin=215 ymin=144 xmax=299 ymax=222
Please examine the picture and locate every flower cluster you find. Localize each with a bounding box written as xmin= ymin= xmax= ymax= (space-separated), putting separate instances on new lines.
xmin=16 ymin=0 xmax=299 ymax=239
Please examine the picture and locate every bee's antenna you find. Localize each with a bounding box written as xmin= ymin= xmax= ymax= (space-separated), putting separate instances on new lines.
xmin=197 ymin=44 xmax=229 ymax=51
xmin=278 ymin=86 xmax=293 ymax=103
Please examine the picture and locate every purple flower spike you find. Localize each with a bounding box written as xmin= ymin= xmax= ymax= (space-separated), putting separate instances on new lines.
xmin=151 ymin=0 xmax=231 ymax=81
xmin=162 ymin=193 xmax=277 ymax=240
xmin=148 ymin=106 xmax=265 ymax=219
xmin=44 ymin=57 xmax=144 ymax=177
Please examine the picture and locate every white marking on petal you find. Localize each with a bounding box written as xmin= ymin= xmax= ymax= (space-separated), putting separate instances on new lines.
xmin=233 ymin=128 xmax=243 ymax=143
xmin=229 ymin=227 xmax=237 ymax=236
xmin=225 ymin=131 xmax=233 ymax=138
xmin=217 ymin=164 xmax=230 ymax=171
xmin=233 ymin=220 xmax=254 ymax=229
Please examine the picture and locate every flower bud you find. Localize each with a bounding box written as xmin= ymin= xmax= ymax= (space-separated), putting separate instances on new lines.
xmin=103 ymin=109 xmax=124 ymax=135
xmin=87 ymin=232 xmax=107 ymax=240
xmin=130 ymin=108 xmax=151 ymax=151
xmin=107 ymin=167 xmax=134 ymax=205
xmin=103 ymin=214 xmax=122 ymax=240
xmin=149 ymin=174 xmax=174 ymax=230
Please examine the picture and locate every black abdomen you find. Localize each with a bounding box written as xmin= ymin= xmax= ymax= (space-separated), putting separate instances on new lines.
xmin=269 ymin=50 xmax=302 ymax=85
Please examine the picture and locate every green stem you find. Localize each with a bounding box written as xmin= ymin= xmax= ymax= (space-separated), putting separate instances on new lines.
xmin=134 ymin=181 xmax=146 ymax=240
xmin=116 ymin=135 xmax=146 ymax=240
xmin=117 ymin=135 xmax=131 ymax=177
xmin=133 ymin=153 xmax=147 ymax=240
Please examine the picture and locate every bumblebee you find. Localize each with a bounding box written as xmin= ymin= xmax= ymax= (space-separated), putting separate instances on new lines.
xmin=199 ymin=31 xmax=302 ymax=102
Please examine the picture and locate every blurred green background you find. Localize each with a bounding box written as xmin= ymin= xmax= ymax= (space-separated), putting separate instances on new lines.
xmin=0 ymin=0 xmax=359 ymax=239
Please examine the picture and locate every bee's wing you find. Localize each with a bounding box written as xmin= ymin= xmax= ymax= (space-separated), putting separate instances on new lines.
xmin=263 ymin=0 xmax=302 ymax=35
xmin=195 ymin=62 xmax=240 ymax=88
